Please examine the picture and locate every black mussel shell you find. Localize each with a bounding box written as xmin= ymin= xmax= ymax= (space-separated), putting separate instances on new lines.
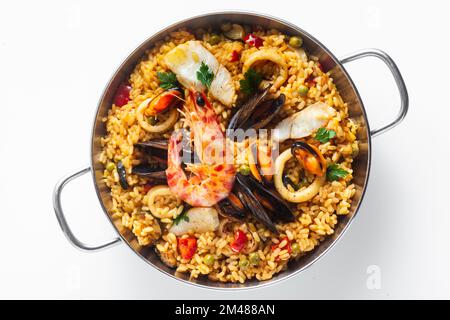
xmin=228 ymin=86 xmax=270 ymax=130
xmin=132 ymin=164 xmax=167 ymax=180
xmin=247 ymin=94 xmax=285 ymax=130
xmin=235 ymin=173 xmax=279 ymax=234
xmin=216 ymin=193 xmax=247 ymax=220
xmin=243 ymin=174 xmax=295 ymax=222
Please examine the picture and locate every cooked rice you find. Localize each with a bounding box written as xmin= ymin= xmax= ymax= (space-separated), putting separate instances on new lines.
xmin=100 ymin=27 xmax=358 ymax=283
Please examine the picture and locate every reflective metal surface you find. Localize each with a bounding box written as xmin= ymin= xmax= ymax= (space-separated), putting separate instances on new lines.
xmin=54 ymin=11 xmax=408 ymax=289
xmin=340 ymin=49 xmax=409 ymax=137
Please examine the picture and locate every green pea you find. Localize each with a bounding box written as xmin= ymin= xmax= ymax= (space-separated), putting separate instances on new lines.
xmin=298 ymin=85 xmax=309 ymax=96
xmin=239 ymin=258 xmax=249 ymax=269
xmin=208 ymin=34 xmax=221 ymax=45
xmin=289 ymin=36 xmax=303 ymax=48
xmin=291 ymin=242 xmax=301 ymax=255
xmin=106 ymin=162 xmax=116 ymax=171
xmin=203 ymin=254 xmax=215 ymax=266
xmin=239 ymin=164 xmax=251 ymax=176
xmin=249 ymin=252 xmax=260 ymax=265
xmin=147 ymin=116 xmax=157 ymax=125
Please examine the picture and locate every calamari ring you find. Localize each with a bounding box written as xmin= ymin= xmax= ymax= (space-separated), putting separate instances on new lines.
xmin=243 ymin=49 xmax=288 ymax=91
xmin=137 ymin=98 xmax=179 ymax=133
xmin=146 ymin=185 xmax=183 ymax=219
xmin=274 ymin=148 xmax=325 ymax=203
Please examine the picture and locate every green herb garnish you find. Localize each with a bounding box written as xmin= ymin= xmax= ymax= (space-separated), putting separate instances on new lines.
xmin=173 ymin=210 xmax=189 ymax=225
xmin=157 ymin=71 xmax=178 ymax=90
xmin=239 ymin=68 xmax=262 ymax=95
xmin=196 ymin=62 xmax=214 ymax=88
xmin=315 ymin=128 xmax=336 ymax=143
xmin=326 ymin=164 xmax=349 ymax=181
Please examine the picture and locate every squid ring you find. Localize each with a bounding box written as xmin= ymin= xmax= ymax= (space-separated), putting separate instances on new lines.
xmin=243 ymin=49 xmax=288 ymax=90
xmin=146 ymin=185 xmax=183 ymax=219
xmin=137 ymin=98 xmax=179 ymax=133
xmin=274 ymin=148 xmax=325 ymax=203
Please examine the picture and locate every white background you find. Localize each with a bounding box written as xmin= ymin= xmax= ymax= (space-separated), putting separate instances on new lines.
xmin=1 ymin=0 xmax=449 ymax=299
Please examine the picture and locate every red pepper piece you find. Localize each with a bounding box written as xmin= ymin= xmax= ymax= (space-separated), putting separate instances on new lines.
xmin=243 ymin=34 xmax=263 ymax=49
xmin=113 ymin=83 xmax=132 ymax=107
xmin=230 ymin=230 xmax=248 ymax=253
xmin=178 ymin=236 xmax=197 ymax=260
xmin=271 ymin=237 xmax=292 ymax=261
xmin=304 ymin=74 xmax=316 ymax=86
xmin=230 ymin=50 xmax=240 ymax=62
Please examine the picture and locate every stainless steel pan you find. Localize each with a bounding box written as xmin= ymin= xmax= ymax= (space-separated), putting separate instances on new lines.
xmin=53 ymin=11 xmax=408 ymax=289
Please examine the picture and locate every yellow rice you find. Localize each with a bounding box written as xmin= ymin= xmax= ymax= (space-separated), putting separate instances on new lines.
xmin=100 ymin=27 xmax=358 ymax=283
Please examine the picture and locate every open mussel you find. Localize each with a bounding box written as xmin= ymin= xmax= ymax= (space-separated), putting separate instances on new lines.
xmin=244 ymin=174 xmax=295 ymax=223
xmin=245 ymin=94 xmax=285 ymax=130
xmin=235 ymin=173 xmax=278 ymax=234
xmin=131 ymin=164 xmax=167 ymax=180
xmin=147 ymin=88 xmax=183 ymax=115
xmin=135 ymin=139 xmax=169 ymax=165
xmin=291 ymin=141 xmax=326 ymax=177
xmin=216 ymin=192 xmax=247 ymax=220
xmin=228 ymin=87 xmax=285 ymax=131
xmin=228 ymin=86 xmax=270 ymax=130
xmin=246 ymin=138 xmax=278 ymax=184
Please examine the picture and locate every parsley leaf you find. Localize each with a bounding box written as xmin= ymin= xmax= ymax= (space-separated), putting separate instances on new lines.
xmin=157 ymin=71 xmax=178 ymax=90
xmin=315 ymin=128 xmax=336 ymax=143
xmin=173 ymin=210 xmax=189 ymax=225
xmin=196 ymin=62 xmax=214 ymax=88
xmin=239 ymin=68 xmax=262 ymax=95
xmin=326 ymin=164 xmax=349 ymax=181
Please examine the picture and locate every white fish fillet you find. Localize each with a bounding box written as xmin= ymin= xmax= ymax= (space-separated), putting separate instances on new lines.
xmin=164 ymin=41 xmax=235 ymax=106
xmin=169 ymin=207 xmax=219 ymax=236
xmin=273 ymin=102 xmax=336 ymax=142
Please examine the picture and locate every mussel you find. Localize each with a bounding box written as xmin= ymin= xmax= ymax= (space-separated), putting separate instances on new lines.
xmin=228 ymin=86 xmax=270 ymax=130
xmin=235 ymin=173 xmax=278 ymax=234
xmin=241 ymin=174 xmax=295 ymax=223
xmin=291 ymin=141 xmax=326 ymax=177
xmin=147 ymin=88 xmax=183 ymax=115
xmin=245 ymin=94 xmax=285 ymax=130
xmin=133 ymin=136 xmax=201 ymax=180
xmin=247 ymin=138 xmax=278 ymax=184
xmin=136 ymin=139 xmax=169 ymax=165
xmin=131 ymin=164 xmax=167 ymax=180
xmin=216 ymin=192 xmax=247 ymax=220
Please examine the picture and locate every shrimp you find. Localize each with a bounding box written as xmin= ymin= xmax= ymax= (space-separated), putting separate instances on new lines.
xmin=166 ymin=89 xmax=235 ymax=207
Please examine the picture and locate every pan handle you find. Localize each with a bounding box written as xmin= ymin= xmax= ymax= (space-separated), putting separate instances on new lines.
xmin=53 ymin=167 xmax=121 ymax=252
xmin=340 ymin=49 xmax=409 ymax=137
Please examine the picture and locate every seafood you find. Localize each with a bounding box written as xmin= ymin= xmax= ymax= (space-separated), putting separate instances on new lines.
xmin=273 ymin=102 xmax=336 ymax=142
xmin=146 ymin=185 xmax=184 ymax=219
xmin=243 ymin=49 xmax=288 ymax=91
xmin=216 ymin=192 xmax=246 ymax=220
xmin=169 ymin=207 xmax=220 ymax=236
xmin=227 ymin=86 xmax=270 ymax=130
xmin=235 ymin=173 xmax=278 ymax=233
xmin=274 ymin=147 xmax=325 ymax=203
xmin=165 ymin=90 xmax=235 ymax=207
xmin=132 ymin=165 xmax=167 ymax=180
xmin=100 ymin=26 xmax=359 ymax=284
xmin=164 ymin=41 xmax=235 ymax=106
xmin=136 ymin=95 xmax=180 ymax=133
xmin=291 ymin=141 xmax=327 ymax=177
xmin=244 ymin=175 xmax=295 ymax=223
